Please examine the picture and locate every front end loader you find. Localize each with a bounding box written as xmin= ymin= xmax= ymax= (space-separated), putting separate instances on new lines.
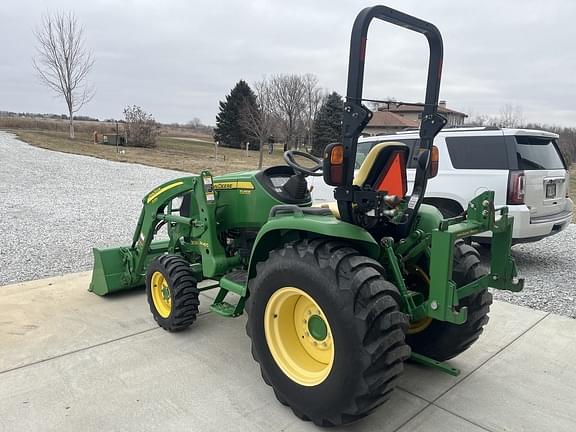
xmin=90 ymin=5 xmax=523 ymax=426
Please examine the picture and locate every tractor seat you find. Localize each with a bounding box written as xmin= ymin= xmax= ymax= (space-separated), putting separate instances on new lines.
xmin=315 ymin=142 xmax=409 ymax=219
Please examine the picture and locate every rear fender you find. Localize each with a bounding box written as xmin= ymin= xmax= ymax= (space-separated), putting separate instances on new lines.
xmin=247 ymin=213 xmax=380 ymax=288
xmin=415 ymin=203 xmax=443 ymax=234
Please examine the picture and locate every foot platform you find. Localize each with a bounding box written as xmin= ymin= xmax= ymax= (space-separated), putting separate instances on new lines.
xmin=209 ymin=269 xmax=248 ymax=317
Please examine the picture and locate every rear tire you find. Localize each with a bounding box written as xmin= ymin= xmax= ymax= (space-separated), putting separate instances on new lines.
xmin=146 ymin=254 xmax=200 ymax=332
xmin=246 ymin=239 xmax=410 ymax=426
xmin=425 ymin=199 xmax=463 ymax=219
xmin=406 ymin=241 xmax=493 ymax=361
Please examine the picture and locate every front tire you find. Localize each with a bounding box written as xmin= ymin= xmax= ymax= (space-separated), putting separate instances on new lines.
xmin=146 ymin=254 xmax=200 ymax=332
xmin=246 ymin=239 xmax=410 ymax=426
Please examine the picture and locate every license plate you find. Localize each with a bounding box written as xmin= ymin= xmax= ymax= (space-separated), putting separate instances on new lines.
xmin=545 ymin=182 xmax=556 ymax=198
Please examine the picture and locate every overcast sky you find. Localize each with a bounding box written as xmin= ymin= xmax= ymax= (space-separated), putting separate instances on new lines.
xmin=1 ymin=0 xmax=574 ymax=126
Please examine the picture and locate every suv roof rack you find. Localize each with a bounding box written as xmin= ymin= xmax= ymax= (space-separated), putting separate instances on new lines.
xmin=388 ymin=126 xmax=501 ymax=135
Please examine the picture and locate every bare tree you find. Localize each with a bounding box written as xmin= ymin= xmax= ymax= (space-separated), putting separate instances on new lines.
xmin=270 ymin=74 xmax=307 ymax=151
xmin=240 ymin=78 xmax=276 ymax=169
xmin=33 ymin=11 xmax=94 ymax=139
xmin=497 ymin=104 xmax=524 ymax=128
xmin=302 ymin=73 xmax=324 ymax=151
xmin=465 ymin=104 xmax=525 ymax=128
xmin=187 ymin=117 xmax=203 ymax=128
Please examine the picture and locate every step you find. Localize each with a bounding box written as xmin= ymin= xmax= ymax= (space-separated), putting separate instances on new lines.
xmin=219 ymin=269 xmax=248 ymax=296
xmin=209 ymin=301 xmax=238 ymax=317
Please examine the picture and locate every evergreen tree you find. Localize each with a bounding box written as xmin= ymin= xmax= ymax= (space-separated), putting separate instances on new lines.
xmin=311 ymin=92 xmax=343 ymax=156
xmin=214 ymin=80 xmax=258 ymax=149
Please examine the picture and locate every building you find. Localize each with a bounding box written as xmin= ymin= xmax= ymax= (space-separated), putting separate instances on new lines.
xmin=363 ymin=100 xmax=468 ymax=135
xmin=386 ymin=100 xmax=467 ymax=127
xmin=363 ymin=111 xmax=419 ymax=136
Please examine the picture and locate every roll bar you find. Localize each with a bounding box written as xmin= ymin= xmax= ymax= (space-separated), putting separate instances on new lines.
xmin=336 ymin=5 xmax=447 ymax=226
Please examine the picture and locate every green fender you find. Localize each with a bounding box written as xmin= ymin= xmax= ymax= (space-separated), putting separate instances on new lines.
xmin=246 ymin=212 xmax=380 ymax=283
xmin=415 ymin=203 xmax=443 ymax=234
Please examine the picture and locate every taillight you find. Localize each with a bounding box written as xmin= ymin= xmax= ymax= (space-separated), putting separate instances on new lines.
xmin=566 ymin=171 xmax=571 ymax=198
xmin=507 ymin=170 xmax=525 ymax=205
xmin=323 ymin=143 xmax=345 ymax=186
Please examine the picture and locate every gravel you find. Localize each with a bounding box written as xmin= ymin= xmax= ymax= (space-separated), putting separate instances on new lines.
xmin=1 ymin=131 xmax=575 ymax=318
xmin=489 ymin=226 xmax=576 ymax=318
xmin=0 ymin=131 xmax=185 ymax=285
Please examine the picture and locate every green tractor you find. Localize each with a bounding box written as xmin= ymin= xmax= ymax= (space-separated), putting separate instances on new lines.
xmin=90 ymin=5 xmax=523 ymax=426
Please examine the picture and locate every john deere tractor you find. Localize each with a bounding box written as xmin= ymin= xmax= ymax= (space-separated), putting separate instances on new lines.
xmin=90 ymin=5 xmax=523 ymax=426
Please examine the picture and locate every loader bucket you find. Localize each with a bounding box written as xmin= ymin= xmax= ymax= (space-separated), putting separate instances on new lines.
xmin=89 ymin=246 xmax=134 ymax=296
xmin=89 ymin=240 xmax=171 ymax=296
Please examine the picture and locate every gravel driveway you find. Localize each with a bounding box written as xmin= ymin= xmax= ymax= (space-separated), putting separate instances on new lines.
xmin=0 ymin=131 xmax=184 ymax=285
xmin=1 ymin=131 xmax=574 ymax=318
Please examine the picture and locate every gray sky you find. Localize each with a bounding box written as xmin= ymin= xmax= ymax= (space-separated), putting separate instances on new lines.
xmin=1 ymin=0 xmax=574 ymax=126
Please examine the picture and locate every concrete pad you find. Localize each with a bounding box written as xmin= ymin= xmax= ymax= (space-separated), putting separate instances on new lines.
xmin=0 ymin=272 xmax=213 ymax=372
xmin=397 ymin=405 xmax=487 ymax=432
xmin=0 ymin=312 xmax=427 ymax=432
xmin=398 ymin=299 xmax=548 ymax=401
xmin=3 ymin=273 xmax=573 ymax=432
xmin=436 ymin=313 xmax=576 ymax=432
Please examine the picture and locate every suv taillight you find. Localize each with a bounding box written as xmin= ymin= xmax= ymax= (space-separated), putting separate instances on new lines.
xmin=507 ymin=170 xmax=525 ymax=205
xmin=566 ymin=171 xmax=571 ymax=198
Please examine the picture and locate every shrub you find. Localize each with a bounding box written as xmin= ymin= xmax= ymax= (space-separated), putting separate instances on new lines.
xmin=123 ymin=105 xmax=158 ymax=148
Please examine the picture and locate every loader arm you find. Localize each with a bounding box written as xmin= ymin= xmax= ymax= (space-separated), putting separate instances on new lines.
xmin=90 ymin=172 xmax=236 ymax=296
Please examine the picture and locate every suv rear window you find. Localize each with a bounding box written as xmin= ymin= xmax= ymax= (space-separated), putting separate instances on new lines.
xmin=446 ymin=136 xmax=508 ymax=169
xmin=514 ymin=136 xmax=565 ymax=170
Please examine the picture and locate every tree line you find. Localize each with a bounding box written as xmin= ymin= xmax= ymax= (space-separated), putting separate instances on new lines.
xmin=214 ymin=75 xmax=344 ymax=167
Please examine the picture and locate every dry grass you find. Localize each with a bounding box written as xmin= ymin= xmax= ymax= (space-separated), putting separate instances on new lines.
xmin=0 ymin=116 xmax=214 ymax=141
xmin=9 ymin=129 xmax=285 ymax=175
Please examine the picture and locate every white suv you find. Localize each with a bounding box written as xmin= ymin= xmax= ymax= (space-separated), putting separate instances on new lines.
xmin=311 ymin=127 xmax=573 ymax=243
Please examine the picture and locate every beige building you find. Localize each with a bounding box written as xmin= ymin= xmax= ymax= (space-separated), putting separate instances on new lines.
xmin=385 ymin=100 xmax=467 ymax=127
xmin=363 ymin=101 xmax=468 ymax=136
xmin=363 ymin=110 xmax=419 ymax=136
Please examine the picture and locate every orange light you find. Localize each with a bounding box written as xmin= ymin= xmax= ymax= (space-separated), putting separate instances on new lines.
xmin=376 ymin=151 xmax=406 ymax=197
xmin=429 ymin=146 xmax=439 ymax=178
xmin=330 ymin=144 xmax=344 ymax=165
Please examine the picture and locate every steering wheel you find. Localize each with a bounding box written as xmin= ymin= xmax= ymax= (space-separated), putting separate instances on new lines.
xmin=283 ymin=150 xmax=323 ymax=176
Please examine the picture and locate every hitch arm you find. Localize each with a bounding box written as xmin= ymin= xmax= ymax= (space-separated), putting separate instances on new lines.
xmin=426 ymin=192 xmax=524 ymax=324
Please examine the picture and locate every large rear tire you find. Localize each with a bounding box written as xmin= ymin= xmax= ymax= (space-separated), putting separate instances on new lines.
xmin=406 ymin=241 xmax=493 ymax=361
xmin=246 ymin=239 xmax=410 ymax=427
xmin=146 ymin=254 xmax=200 ymax=332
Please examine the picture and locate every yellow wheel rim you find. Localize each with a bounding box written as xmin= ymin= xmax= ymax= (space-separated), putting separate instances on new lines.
xmin=406 ymin=266 xmax=433 ymax=335
xmin=151 ymin=271 xmax=172 ymax=318
xmin=264 ymin=287 xmax=334 ymax=386
xmin=407 ymin=316 xmax=433 ymax=334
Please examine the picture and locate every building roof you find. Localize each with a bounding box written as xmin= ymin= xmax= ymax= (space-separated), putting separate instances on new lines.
xmin=384 ymin=103 xmax=468 ymax=117
xmin=366 ymin=111 xmax=419 ymax=129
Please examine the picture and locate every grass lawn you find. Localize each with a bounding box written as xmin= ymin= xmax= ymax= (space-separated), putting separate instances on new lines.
xmin=10 ymin=129 xmax=285 ymax=176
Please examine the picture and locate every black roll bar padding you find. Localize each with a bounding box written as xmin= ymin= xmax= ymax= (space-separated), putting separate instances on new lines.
xmin=337 ymin=5 xmax=446 ymax=225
